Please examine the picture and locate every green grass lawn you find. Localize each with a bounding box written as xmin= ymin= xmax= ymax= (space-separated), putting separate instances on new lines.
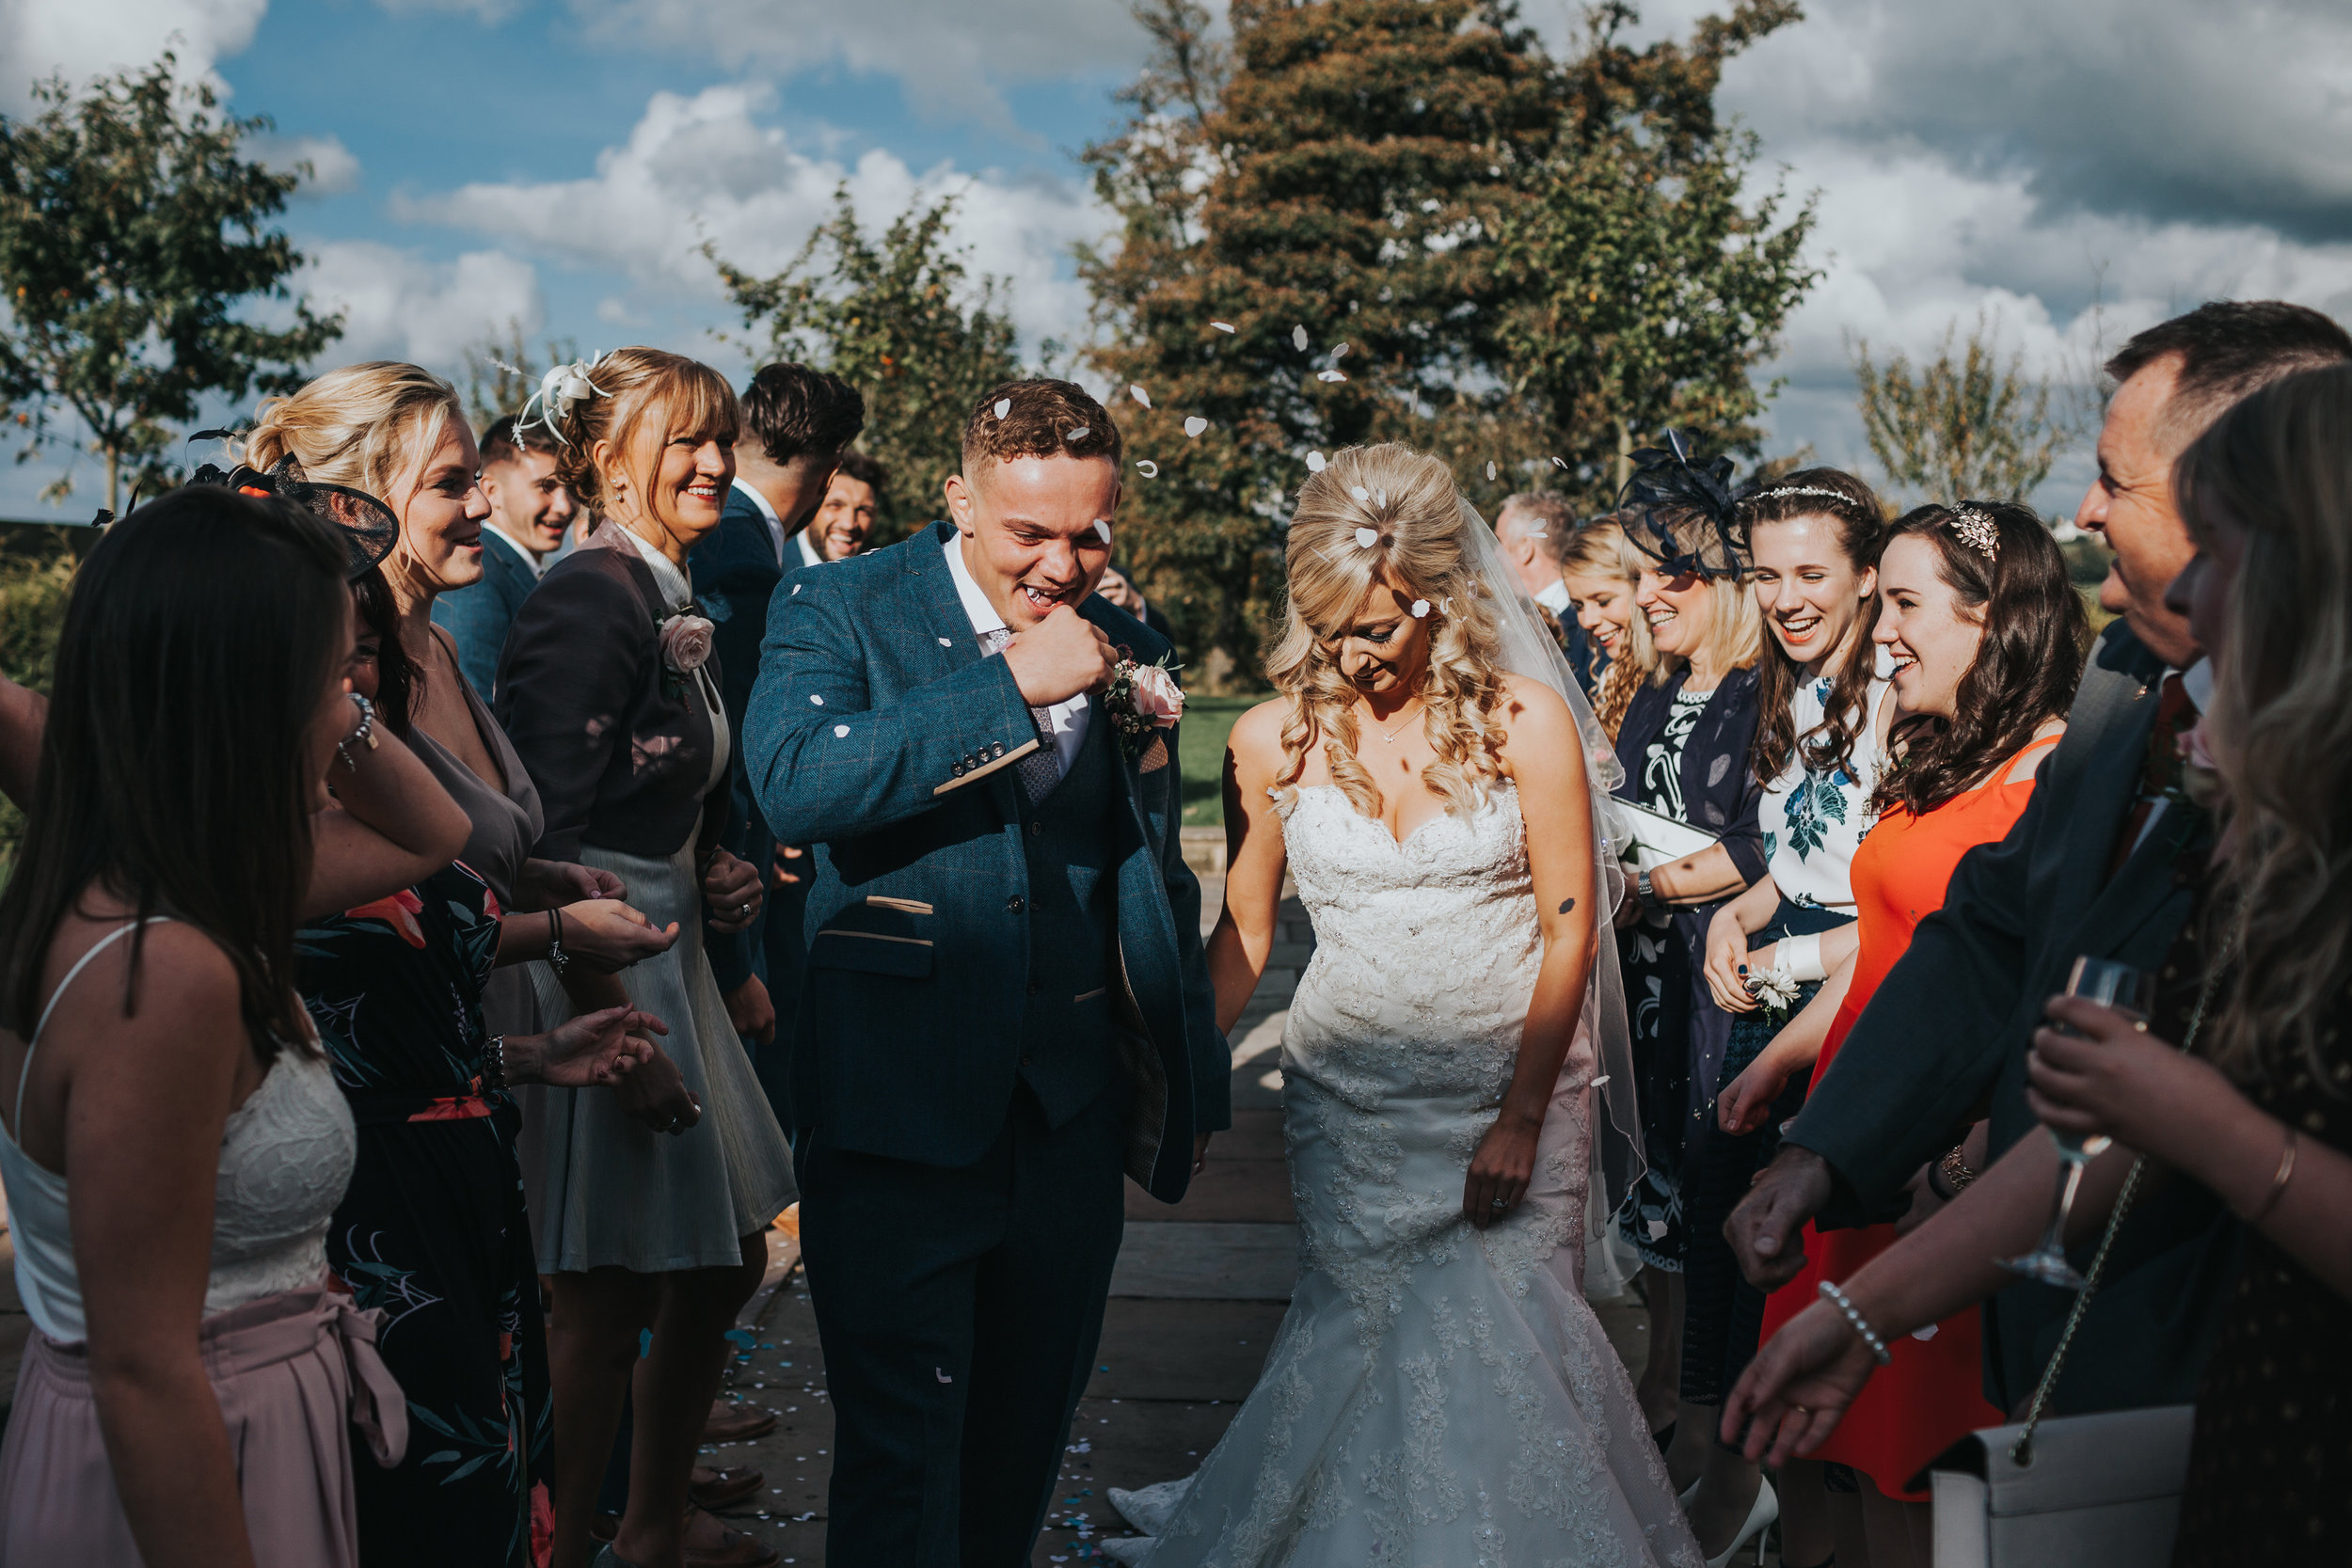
xmin=1178 ymin=693 xmax=1273 ymax=828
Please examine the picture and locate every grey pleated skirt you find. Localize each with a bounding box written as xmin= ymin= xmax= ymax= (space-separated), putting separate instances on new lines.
xmin=522 ymin=842 xmax=797 ymax=1274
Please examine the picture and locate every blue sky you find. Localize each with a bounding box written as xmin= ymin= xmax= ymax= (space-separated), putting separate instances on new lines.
xmin=4 ymin=0 xmax=2351 ymax=518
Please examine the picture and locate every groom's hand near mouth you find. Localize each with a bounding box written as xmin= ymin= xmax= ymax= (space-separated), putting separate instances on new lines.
xmin=1004 ymin=604 xmax=1119 ymax=705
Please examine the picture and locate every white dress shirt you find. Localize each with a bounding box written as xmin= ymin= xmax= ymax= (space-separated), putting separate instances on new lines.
xmin=730 ymin=477 xmax=787 ymax=567
xmin=613 ymin=521 xmax=694 ymax=611
xmin=485 ymin=522 xmax=547 ymax=578
xmin=796 ymin=529 xmax=824 ymax=570
xmin=1534 ymin=578 xmax=1572 ymax=616
xmin=943 ymin=531 xmax=1090 ymax=775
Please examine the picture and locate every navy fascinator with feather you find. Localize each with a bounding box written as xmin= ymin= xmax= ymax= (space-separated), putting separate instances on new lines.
xmin=1616 ymin=430 xmax=1747 ymax=579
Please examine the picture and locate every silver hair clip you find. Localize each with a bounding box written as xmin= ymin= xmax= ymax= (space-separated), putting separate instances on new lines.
xmin=1754 ymin=484 xmax=1852 ymax=506
xmin=1949 ymin=504 xmax=1999 ymax=559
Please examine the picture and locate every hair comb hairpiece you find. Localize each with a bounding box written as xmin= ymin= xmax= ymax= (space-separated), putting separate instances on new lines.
xmin=1949 ymin=503 xmax=2000 ymax=559
xmin=182 ymin=452 xmax=399 ymax=581
xmin=516 ymin=355 xmax=610 ymax=444
xmin=1618 ymin=430 xmax=1746 ymax=579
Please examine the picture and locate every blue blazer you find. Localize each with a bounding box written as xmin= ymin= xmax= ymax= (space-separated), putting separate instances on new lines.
xmin=744 ymin=521 xmax=1228 ymax=1202
xmin=690 ymin=489 xmax=787 ymax=992
xmin=431 ymin=531 xmax=538 ymax=699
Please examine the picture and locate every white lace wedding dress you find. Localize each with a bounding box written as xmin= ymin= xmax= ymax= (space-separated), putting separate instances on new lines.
xmin=1105 ymin=782 xmax=1701 ymax=1568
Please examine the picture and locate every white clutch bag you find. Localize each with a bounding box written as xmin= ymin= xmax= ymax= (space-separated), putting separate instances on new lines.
xmin=1929 ymin=1405 xmax=2195 ymax=1568
xmin=1608 ymin=798 xmax=1721 ymax=873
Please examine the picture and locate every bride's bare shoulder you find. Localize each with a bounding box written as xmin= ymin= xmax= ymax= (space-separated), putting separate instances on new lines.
xmin=1225 ymin=696 xmax=1296 ymax=775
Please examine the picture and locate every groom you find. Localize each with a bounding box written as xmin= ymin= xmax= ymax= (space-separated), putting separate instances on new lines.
xmin=745 ymin=378 xmax=1227 ymax=1566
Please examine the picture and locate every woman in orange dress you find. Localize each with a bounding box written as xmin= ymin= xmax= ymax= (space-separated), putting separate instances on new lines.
xmin=1720 ymin=501 xmax=2087 ymax=1565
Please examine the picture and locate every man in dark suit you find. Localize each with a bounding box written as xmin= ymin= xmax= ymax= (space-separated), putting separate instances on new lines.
xmin=430 ymin=414 xmax=574 ymax=698
xmin=689 ymin=364 xmax=865 ymax=1123
xmin=745 ymin=379 xmax=1226 ymax=1567
xmin=1727 ymin=301 xmax=2352 ymax=1415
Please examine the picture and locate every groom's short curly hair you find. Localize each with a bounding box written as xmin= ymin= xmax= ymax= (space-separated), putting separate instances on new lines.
xmin=961 ymin=379 xmax=1121 ymax=477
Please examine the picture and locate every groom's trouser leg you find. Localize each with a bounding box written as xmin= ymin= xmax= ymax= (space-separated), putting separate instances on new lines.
xmin=957 ymin=1086 xmax=1127 ymax=1568
xmin=798 ymin=1084 xmax=1125 ymax=1568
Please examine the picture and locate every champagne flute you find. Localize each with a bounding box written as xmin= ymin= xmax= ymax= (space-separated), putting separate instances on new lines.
xmin=1998 ymin=957 xmax=2157 ymax=1290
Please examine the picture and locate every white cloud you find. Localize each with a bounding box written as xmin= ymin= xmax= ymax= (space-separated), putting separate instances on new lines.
xmin=297 ymin=241 xmax=545 ymax=372
xmin=250 ymin=131 xmax=361 ymax=195
xmin=393 ymin=84 xmax=1104 ymax=353
xmin=0 ymin=0 xmax=268 ymax=110
xmin=566 ymin=0 xmax=1151 ymax=132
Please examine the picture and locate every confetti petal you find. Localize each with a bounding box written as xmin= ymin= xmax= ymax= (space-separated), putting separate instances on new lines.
xmin=1184 ymin=416 xmax=1207 ymax=438
xmin=993 ymin=398 xmax=1011 ymax=420
xmin=1129 ymin=384 xmax=1152 ymax=408
xmin=1551 ymin=456 xmax=1568 ymax=469
xmin=1331 ymin=342 xmax=1350 ymax=361
xmin=1375 ymin=488 xmax=1388 ymax=507
xmin=1589 ymin=1075 xmax=1610 ymax=1089
xmin=834 ymin=724 xmax=850 ymax=738
xmin=1211 ymin=321 xmax=1235 ymax=333
xmin=1135 ymin=460 xmax=1158 ymax=478
xmin=1354 ymin=527 xmax=1377 ymax=548
xmin=1066 ymin=424 xmax=1089 ymax=441
xmin=1292 ymin=325 xmax=1309 ymax=351
xmin=809 ymin=693 xmax=824 ymax=705
xmin=1316 ymin=370 xmax=1348 ymax=383
xmin=1093 ymin=519 xmax=1112 ymax=543
xmin=1486 ymin=462 xmax=1497 ymax=481
xmin=1350 ymin=485 xmax=1370 ymax=501
xmin=1306 ymin=451 xmax=1327 ymax=472
xmin=1410 ymin=599 xmax=1430 ymax=618
xmin=938 ymin=636 xmax=952 ymax=646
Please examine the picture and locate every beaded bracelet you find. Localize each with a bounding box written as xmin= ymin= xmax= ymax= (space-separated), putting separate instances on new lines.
xmin=1819 ymin=1280 xmax=1893 ymax=1366
xmin=335 ymin=693 xmax=378 ymax=771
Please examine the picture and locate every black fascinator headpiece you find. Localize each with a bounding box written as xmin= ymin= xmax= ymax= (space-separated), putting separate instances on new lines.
xmin=182 ymin=435 xmax=399 ymax=581
xmin=1617 ymin=430 xmax=1746 ymax=579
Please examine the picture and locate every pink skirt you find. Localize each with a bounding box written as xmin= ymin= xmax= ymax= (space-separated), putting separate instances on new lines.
xmin=0 ymin=1282 xmax=407 ymax=1568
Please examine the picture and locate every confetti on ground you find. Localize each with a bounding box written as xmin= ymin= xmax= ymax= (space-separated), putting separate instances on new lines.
xmin=1410 ymin=599 xmax=1430 ymax=618
xmin=1212 ymin=321 xmax=1235 ymax=333
xmin=993 ymin=398 xmax=1011 ymax=419
xmin=1354 ymin=527 xmax=1377 ymax=547
xmin=1306 ymin=451 xmax=1326 ymax=472
xmin=1184 ymin=416 xmax=1207 ymax=437
xmin=1094 ymin=519 xmax=1113 ymax=543
xmin=1135 ymin=460 xmax=1158 ymax=478
xmin=1292 ymin=325 xmax=1309 ymax=351
xmin=1129 ymin=384 xmax=1152 ymax=408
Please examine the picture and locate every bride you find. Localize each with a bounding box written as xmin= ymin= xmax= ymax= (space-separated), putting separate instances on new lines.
xmin=1106 ymin=446 xmax=1701 ymax=1566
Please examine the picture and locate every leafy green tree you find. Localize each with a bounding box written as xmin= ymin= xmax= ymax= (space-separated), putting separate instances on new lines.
xmin=708 ymin=189 xmax=1021 ymax=545
xmin=1497 ymin=1 xmax=1818 ymax=508
xmin=0 ymin=55 xmax=342 ymax=513
xmin=455 ymin=318 xmax=580 ymax=433
xmin=1851 ymin=315 xmax=2072 ymax=504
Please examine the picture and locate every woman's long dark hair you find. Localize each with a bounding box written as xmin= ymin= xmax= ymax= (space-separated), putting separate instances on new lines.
xmin=1871 ymin=502 xmax=2087 ymax=817
xmin=351 ymin=567 xmax=418 ymax=737
xmin=0 ymin=487 xmax=350 ymax=1059
xmin=1741 ymin=467 xmax=1888 ymax=784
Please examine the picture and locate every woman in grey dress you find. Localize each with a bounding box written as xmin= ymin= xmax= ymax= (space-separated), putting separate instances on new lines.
xmin=496 ymin=347 xmax=798 ymax=1568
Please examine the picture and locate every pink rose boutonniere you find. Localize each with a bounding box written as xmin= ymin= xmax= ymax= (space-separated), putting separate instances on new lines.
xmin=657 ymin=611 xmax=714 ymax=699
xmin=2176 ymin=718 xmax=2224 ymax=809
xmin=1105 ymin=651 xmax=1184 ymax=759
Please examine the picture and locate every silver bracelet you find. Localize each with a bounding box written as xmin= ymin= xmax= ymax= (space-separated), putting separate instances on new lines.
xmin=1819 ymin=1280 xmax=1894 ymax=1366
xmin=335 ymin=692 xmax=379 ymax=771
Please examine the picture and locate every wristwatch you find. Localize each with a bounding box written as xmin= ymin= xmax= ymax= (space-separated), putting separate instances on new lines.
xmin=1634 ymin=869 xmax=1658 ymax=911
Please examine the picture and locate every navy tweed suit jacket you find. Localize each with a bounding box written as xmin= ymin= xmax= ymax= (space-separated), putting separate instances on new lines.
xmin=690 ymin=489 xmax=790 ymax=992
xmin=744 ymin=521 xmax=1229 ymax=1203
xmin=431 ymin=531 xmax=538 ymax=700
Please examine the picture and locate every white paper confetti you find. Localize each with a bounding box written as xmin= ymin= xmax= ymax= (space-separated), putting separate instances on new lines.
xmin=993 ymin=398 xmax=1011 ymax=420
xmin=1135 ymin=460 xmax=1158 ymax=478
xmin=1093 ymin=519 xmax=1112 ymax=543
xmin=1183 ymin=416 xmax=1207 ymax=438
xmin=1911 ymin=1323 xmax=1941 ymax=1342
xmin=1212 ymin=321 xmax=1235 ymax=333
xmin=938 ymin=636 xmax=953 ymax=646
xmin=792 ymin=583 xmax=802 ymax=594
xmin=1129 ymin=384 xmax=1152 ymax=408
xmin=1410 ymin=599 xmax=1430 ymax=618
xmin=1066 ymin=424 xmax=1089 ymax=441
xmin=1292 ymin=325 xmax=1309 ymax=351
xmin=1589 ymin=1075 xmax=1610 ymax=1089
xmin=1551 ymin=456 xmax=1568 ymax=469
xmin=834 ymin=724 xmax=850 ymax=738
xmin=1350 ymin=485 xmax=1370 ymax=501
xmin=1486 ymin=462 xmax=1497 ymax=481
xmin=1331 ymin=342 xmax=1350 ymax=361
xmin=1316 ymin=370 xmax=1348 ymax=383
xmin=810 ymin=693 xmax=824 ymax=705
xmin=1375 ymin=488 xmax=1388 ymax=507
xmin=1306 ymin=451 xmax=1327 ymax=472
xmin=1354 ymin=527 xmax=1377 ymax=548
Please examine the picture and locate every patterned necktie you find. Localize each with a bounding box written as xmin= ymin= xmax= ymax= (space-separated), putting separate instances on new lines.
xmin=2106 ymin=672 xmax=2196 ymax=880
xmin=978 ymin=627 xmax=1066 ymax=803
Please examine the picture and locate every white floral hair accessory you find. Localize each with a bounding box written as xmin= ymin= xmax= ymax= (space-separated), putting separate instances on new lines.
xmin=516 ymin=355 xmax=610 ymax=443
xmin=1949 ymin=503 xmax=1999 ymax=559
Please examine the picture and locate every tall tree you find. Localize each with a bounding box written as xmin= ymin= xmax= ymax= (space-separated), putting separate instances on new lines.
xmin=1498 ymin=1 xmax=1817 ymax=508
xmin=708 ymin=189 xmax=1021 ymax=545
xmin=1851 ymin=316 xmax=2072 ymax=504
xmin=0 ymin=55 xmax=342 ymax=513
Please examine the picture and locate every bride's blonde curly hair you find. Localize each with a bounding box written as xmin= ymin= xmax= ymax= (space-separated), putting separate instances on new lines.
xmin=1267 ymin=443 xmax=1512 ymax=821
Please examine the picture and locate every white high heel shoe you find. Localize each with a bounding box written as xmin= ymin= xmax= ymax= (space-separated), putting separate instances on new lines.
xmin=1704 ymin=1477 xmax=1778 ymax=1568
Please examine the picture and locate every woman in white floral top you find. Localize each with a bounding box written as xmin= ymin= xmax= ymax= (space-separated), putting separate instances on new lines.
xmin=1673 ymin=468 xmax=1894 ymax=1564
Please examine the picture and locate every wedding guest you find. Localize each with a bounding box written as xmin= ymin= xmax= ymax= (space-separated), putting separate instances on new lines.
xmin=1562 ymin=516 xmax=1656 ymax=738
xmin=304 ymin=573 xmax=689 ymax=1567
xmin=432 ymin=414 xmax=576 ymax=699
xmin=1608 ymin=472 xmax=1767 ymax=1450
xmin=809 ymin=450 xmax=884 ymax=560
xmin=497 ymin=346 xmax=797 ymax=1568
xmin=0 ymin=485 xmax=469 ymax=1566
xmin=691 ymin=362 xmax=864 ymax=1142
xmin=1095 ymin=558 xmax=1175 ymax=641
xmin=1496 ymin=490 xmax=1593 ymax=680
xmin=1676 ymin=468 xmax=1891 ymax=1560
xmin=1726 ymin=363 xmax=2352 ymax=1568
xmin=1726 ymin=302 xmax=2352 ymax=1425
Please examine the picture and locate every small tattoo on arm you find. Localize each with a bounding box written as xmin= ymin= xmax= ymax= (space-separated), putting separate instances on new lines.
xmin=1559 ymin=898 xmax=1576 ymax=913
